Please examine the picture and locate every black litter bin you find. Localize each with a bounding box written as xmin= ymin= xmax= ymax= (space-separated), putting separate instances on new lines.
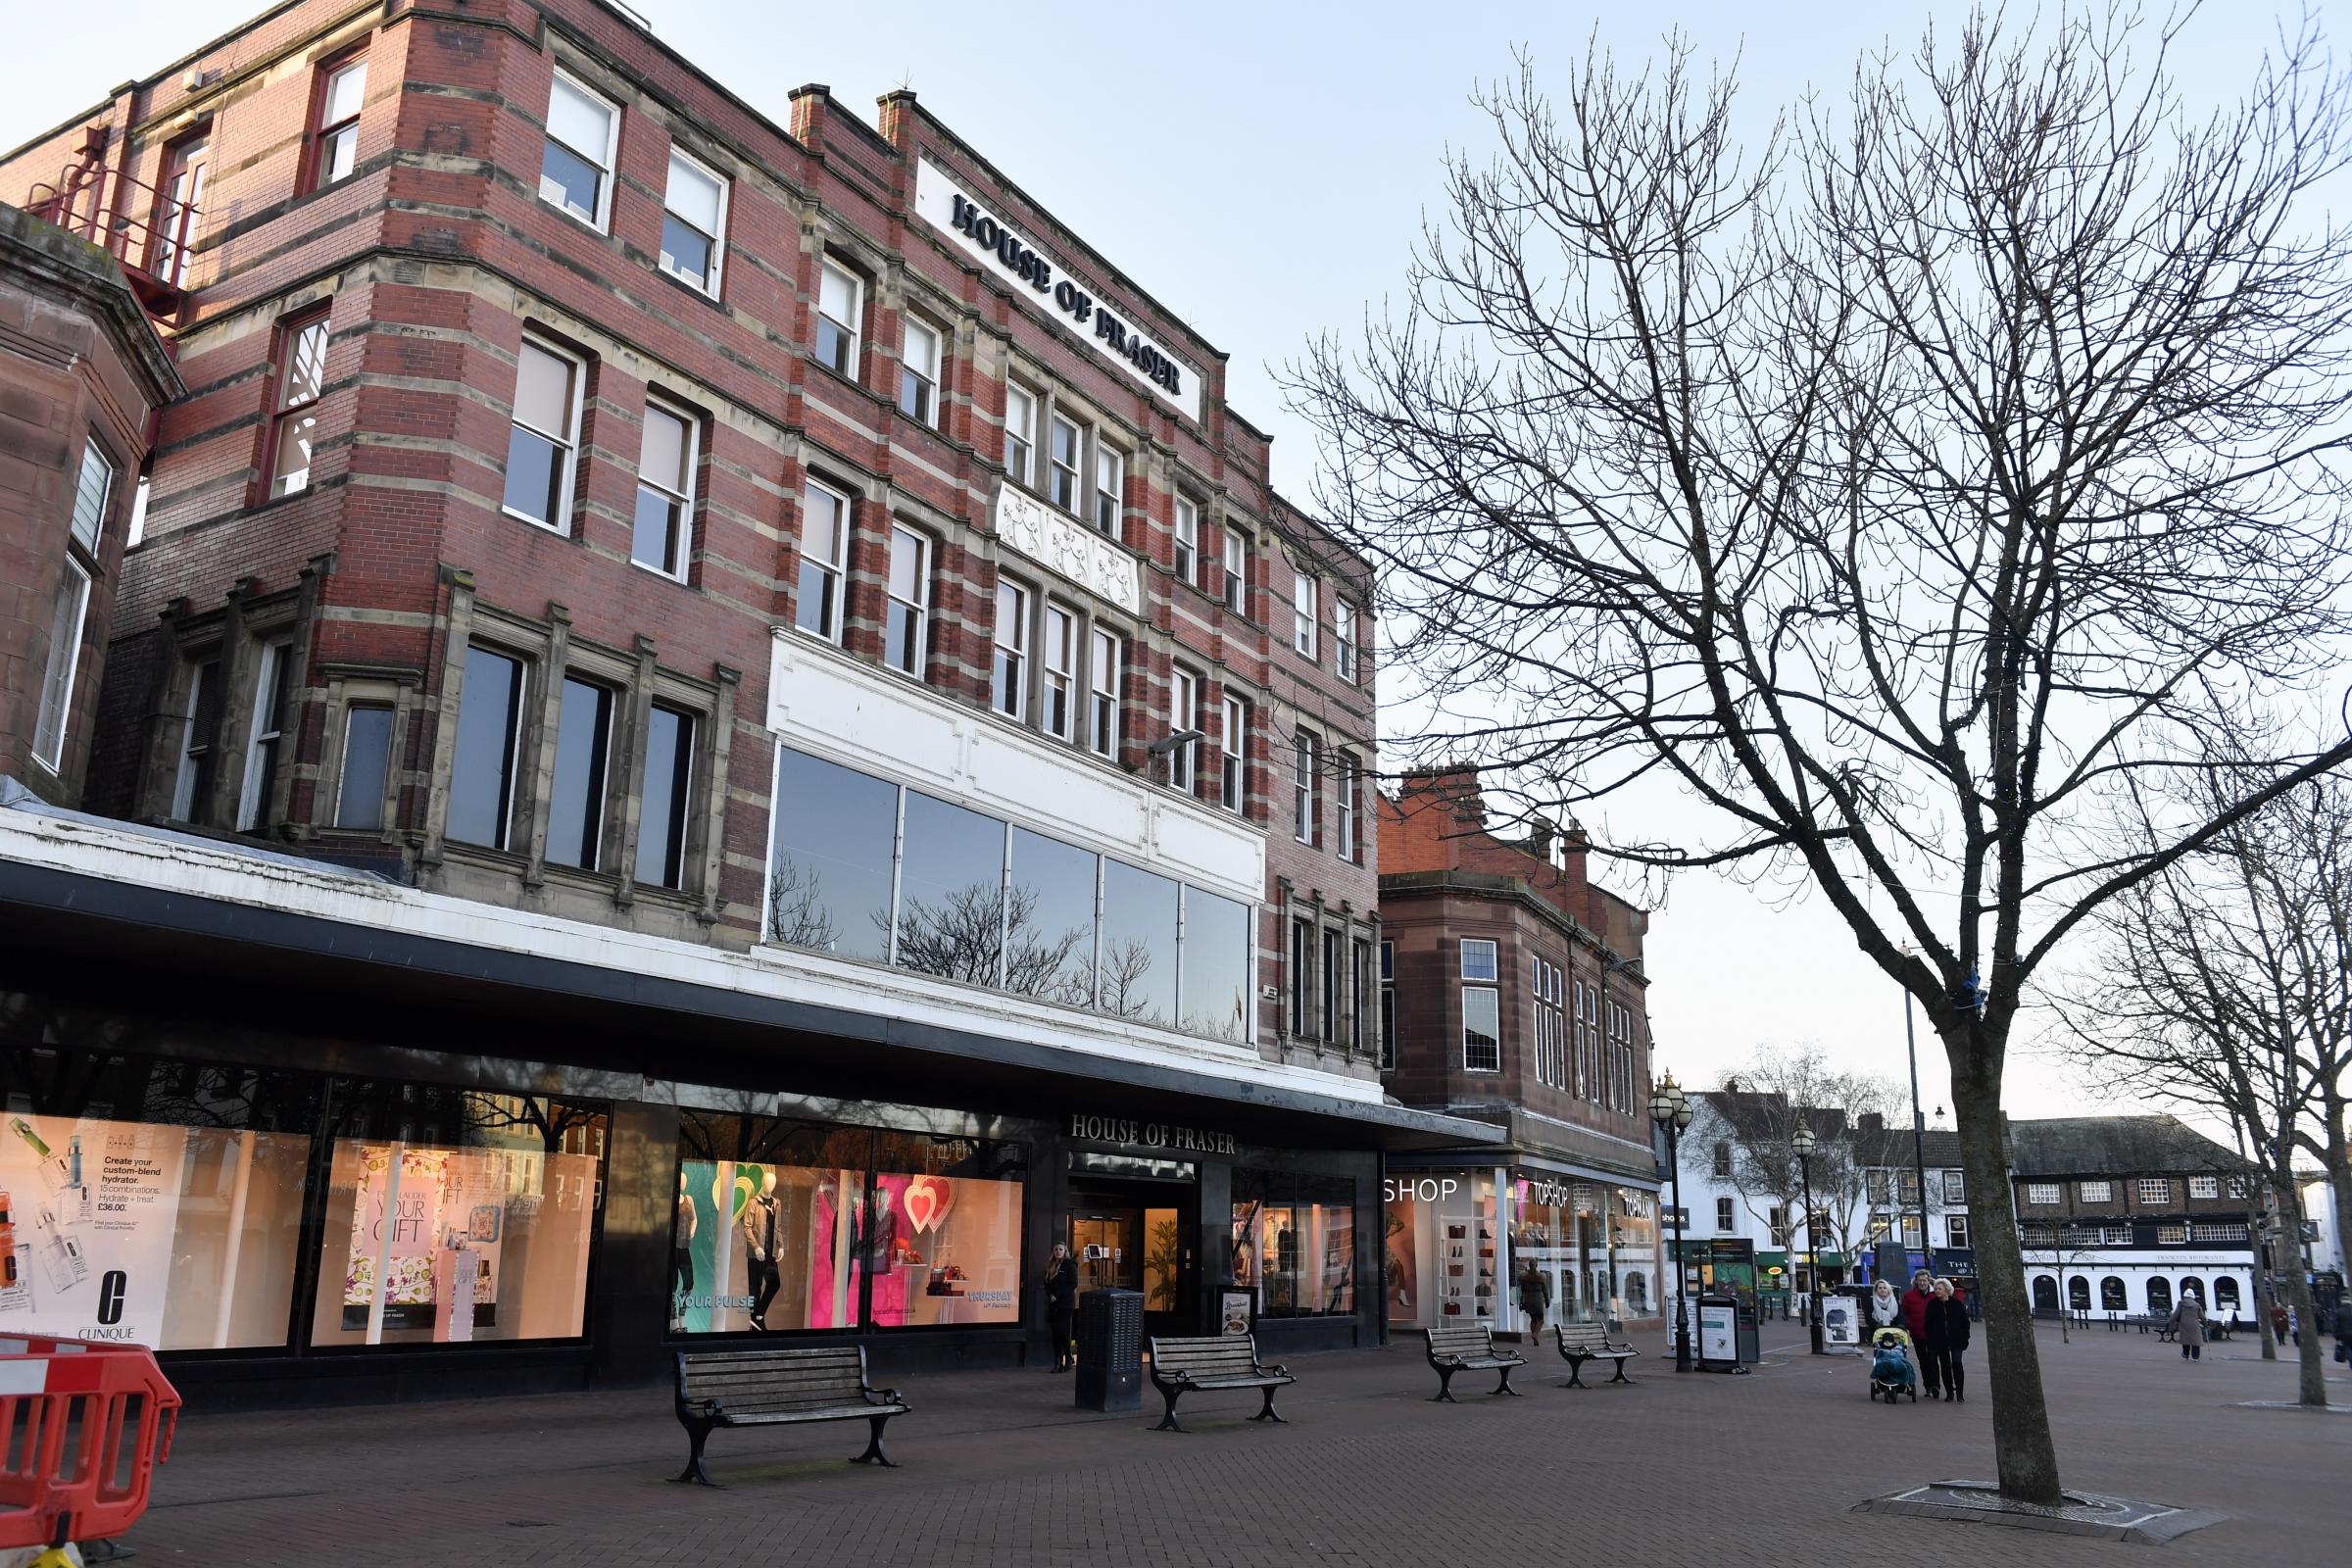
xmin=1074 ymin=1288 xmax=1144 ymax=1411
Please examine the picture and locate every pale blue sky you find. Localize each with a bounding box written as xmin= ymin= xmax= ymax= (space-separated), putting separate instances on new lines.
xmin=0 ymin=1 xmax=2309 ymax=1126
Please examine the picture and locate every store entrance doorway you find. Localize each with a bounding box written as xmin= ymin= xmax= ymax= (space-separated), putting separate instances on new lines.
xmin=1065 ymin=1155 xmax=1198 ymax=1338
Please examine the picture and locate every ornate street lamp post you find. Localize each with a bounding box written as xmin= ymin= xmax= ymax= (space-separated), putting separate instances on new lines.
xmin=1651 ymin=1071 xmax=1695 ymax=1372
xmin=1793 ymin=1121 xmax=1822 ymax=1354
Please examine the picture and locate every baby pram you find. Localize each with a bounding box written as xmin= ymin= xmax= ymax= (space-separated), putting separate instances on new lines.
xmin=1868 ymin=1327 xmax=1918 ymax=1403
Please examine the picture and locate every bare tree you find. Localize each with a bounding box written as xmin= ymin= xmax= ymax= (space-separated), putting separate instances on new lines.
xmin=1709 ymin=1049 xmax=1899 ymax=1279
xmin=2061 ymin=766 xmax=2343 ymax=1404
xmin=1288 ymin=10 xmax=2352 ymax=1500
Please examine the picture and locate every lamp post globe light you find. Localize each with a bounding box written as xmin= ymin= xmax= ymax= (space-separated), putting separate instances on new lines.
xmin=1792 ymin=1121 xmax=1822 ymax=1354
xmin=1651 ymin=1071 xmax=1694 ymax=1373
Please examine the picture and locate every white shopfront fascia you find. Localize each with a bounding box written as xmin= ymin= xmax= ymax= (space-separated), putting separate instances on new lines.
xmin=766 ymin=629 xmax=1261 ymax=907
xmin=913 ymin=158 xmax=1203 ymax=424
xmin=0 ymin=791 xmax=1335 ymax=1102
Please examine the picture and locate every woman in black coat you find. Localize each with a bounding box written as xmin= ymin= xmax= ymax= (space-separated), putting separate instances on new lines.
xmin=1044 ymin=1243 xmax=1078 ymax=1372
xmin=1923 ymin=1278 xmax=1972 ymax=1401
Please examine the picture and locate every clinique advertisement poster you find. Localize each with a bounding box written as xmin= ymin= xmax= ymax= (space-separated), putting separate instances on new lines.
xmin=0 ymin=1112 xmax=307 ymax=1349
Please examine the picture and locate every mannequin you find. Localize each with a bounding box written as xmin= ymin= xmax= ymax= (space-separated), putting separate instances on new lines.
xmin=739 ymin=1166 xmax=782 ymax=1331
xmin=671 ymin=1166 xmax=698 ymax=1333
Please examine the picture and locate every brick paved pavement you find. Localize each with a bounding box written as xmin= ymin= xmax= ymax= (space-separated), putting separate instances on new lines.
xmin=119 ymin=1325 xmax=2344 ymax=1566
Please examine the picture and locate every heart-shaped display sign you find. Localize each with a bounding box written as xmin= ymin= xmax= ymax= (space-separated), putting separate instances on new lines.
xmin=904 ymin=1175 xmax=954 ymax=1235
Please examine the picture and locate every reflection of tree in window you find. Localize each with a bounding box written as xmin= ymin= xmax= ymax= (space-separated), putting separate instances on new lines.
xmin=1097 ymin=938 xmax=1159 ymax=1022
xmin=764 ymin=853 xmax=842 ymax=952
xmin=885 ymin=879 xmax=1008 ymax=984
xmin=1003 ymin=886 xmax=1092 ymax=1004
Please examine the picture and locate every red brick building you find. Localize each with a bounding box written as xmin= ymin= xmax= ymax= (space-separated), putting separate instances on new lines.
xmin=0 ymin=205 xmax=178 ymax=801
xmin=0 ymin=0 xmax=1469 ymax=1398
xmin=1376 ymin=767 xmax=1664 ymax=1335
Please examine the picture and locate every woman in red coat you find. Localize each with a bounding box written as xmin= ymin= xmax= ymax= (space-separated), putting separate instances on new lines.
xmin=1900 ymin=1269 xmax=1939 ymax=1396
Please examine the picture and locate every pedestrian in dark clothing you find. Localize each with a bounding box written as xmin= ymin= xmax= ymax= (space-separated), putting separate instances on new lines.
xmin=2331 ymin=1298 xmax=2352 ymax=1363
xmin=1044 ymin=1244 xmax=1078 ymax=1372
xmin=1517 ymin=1260 xmax=1553 ymax=1336
xmin=2171 ymin=1292 xmax=2206 ymax=1360
xmin=1901 ymin=1270 xmax=1939 ymax=1397
xmin=1924 ymin=1278 xmax=1970 ymax=1401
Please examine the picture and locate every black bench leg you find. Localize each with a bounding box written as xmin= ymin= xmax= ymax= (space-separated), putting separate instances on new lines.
xmin=1561 ymin=1357 xmax=1589 ymax=1390
xmin=1249 ymin=1385 xmax=1287 ymax=1424
xmin=1431 ymin=1365 xmax=1458 ymax=1402
xmin=1152 ymin=1385 xmax=1188 ymax=1433
xmin=851 ymin=1413 xmax=898 ymax=1467
xmin=672 ymin=1417 xmax=717 ymax=1487
xmin=1494 ymin=1365 xmax=1521 ymax=1396
xmin=1608 ymin=1359 xmax=1634 ymax=1386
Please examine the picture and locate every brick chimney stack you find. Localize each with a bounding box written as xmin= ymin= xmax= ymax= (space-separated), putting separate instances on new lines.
xmin=1399 ymin=765 xmax=1483 ymax=827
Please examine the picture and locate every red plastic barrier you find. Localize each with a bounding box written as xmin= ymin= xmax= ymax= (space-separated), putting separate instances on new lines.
xmin=0 ymin=1337 xmax=179 ymax=1551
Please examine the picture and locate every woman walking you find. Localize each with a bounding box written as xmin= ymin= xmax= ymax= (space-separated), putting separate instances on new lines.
xmin=1926 ymin=1278 xmax=1971 ymax=1400
xmin=2170 ymin=1287 xmax=2206 ymax=1361
xmin=1044 ymin=1242 xmax=1078 ymax=1373
xmin=1867 ymin=1277 xmax=1901 ymax=1330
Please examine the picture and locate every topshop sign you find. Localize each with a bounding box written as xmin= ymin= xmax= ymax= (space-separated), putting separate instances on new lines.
xmin=914 ymin=160 xmax=1202 ymax=424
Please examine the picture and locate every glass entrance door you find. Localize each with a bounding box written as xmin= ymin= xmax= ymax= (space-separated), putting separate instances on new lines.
xmin=1069 ymin=1208 xmax=1140 ymax=1292
xmin=1066 ymin=1181 xmax=1198 ymax=1336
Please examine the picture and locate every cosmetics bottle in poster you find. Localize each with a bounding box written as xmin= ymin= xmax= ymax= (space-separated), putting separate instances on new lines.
xmin=0 ymin=1247 xmax=28 ymax=1314
xmin=33 ymin=1205 xmax=87 ymax=1294
xmin=65 ymin=1136 xmax=92 ymax=1224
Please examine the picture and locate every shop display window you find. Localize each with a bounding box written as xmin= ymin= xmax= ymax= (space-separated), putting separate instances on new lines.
xmin=1231 ymin=1169 xmax=1354 ymax=1318
xmin=310 ymin=1089 xmax=606 ymax=1348
xmin=673 ymin=1112 xmax=1025 ymax=1335
xmin=0 ymin=1054 xmax=317 ymax=1351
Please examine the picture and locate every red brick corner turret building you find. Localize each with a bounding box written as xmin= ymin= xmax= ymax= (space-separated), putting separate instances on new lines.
xmin=1376 ymin=766 xmax=1664 ymax=1337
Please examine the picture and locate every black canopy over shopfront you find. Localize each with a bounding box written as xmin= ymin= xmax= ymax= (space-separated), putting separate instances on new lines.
xmin=0 ymin=835 xmax=1481 ymax=1406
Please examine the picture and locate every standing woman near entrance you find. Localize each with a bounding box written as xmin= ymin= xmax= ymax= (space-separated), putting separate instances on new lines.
xmin=1045 ymin=1243 xmax=1078 ymax=1372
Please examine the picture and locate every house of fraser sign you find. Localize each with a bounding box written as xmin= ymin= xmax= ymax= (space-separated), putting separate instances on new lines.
xmin=913 ymin=159 xmax=1203 ymax=424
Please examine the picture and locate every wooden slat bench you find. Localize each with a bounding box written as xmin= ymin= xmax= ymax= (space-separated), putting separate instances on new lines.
xmin=671 ymin=1347 xmax=909 ymax=1486
xmin=1148 ymin=1334 xmax=1295 ymax=1433
xmin=1424 ymin=1323 xmax=1525 ymax=1401
xmin=1552 ymin=1322 xmax=1641 ymax=1387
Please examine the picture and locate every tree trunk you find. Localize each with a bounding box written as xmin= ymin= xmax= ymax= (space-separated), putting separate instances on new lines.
xmin=2247 ymin=1192 xmax=2278 ymax=1360
xmin=1949 ymin=1037 xmax=2065 ymax=1504
xmin=2278 ymin=1180 xmax=2328 ymax=1406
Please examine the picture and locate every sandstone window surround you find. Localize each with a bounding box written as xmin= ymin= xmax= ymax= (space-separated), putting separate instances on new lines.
xmin=421 ymin=581 xmax=734 ymax=920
